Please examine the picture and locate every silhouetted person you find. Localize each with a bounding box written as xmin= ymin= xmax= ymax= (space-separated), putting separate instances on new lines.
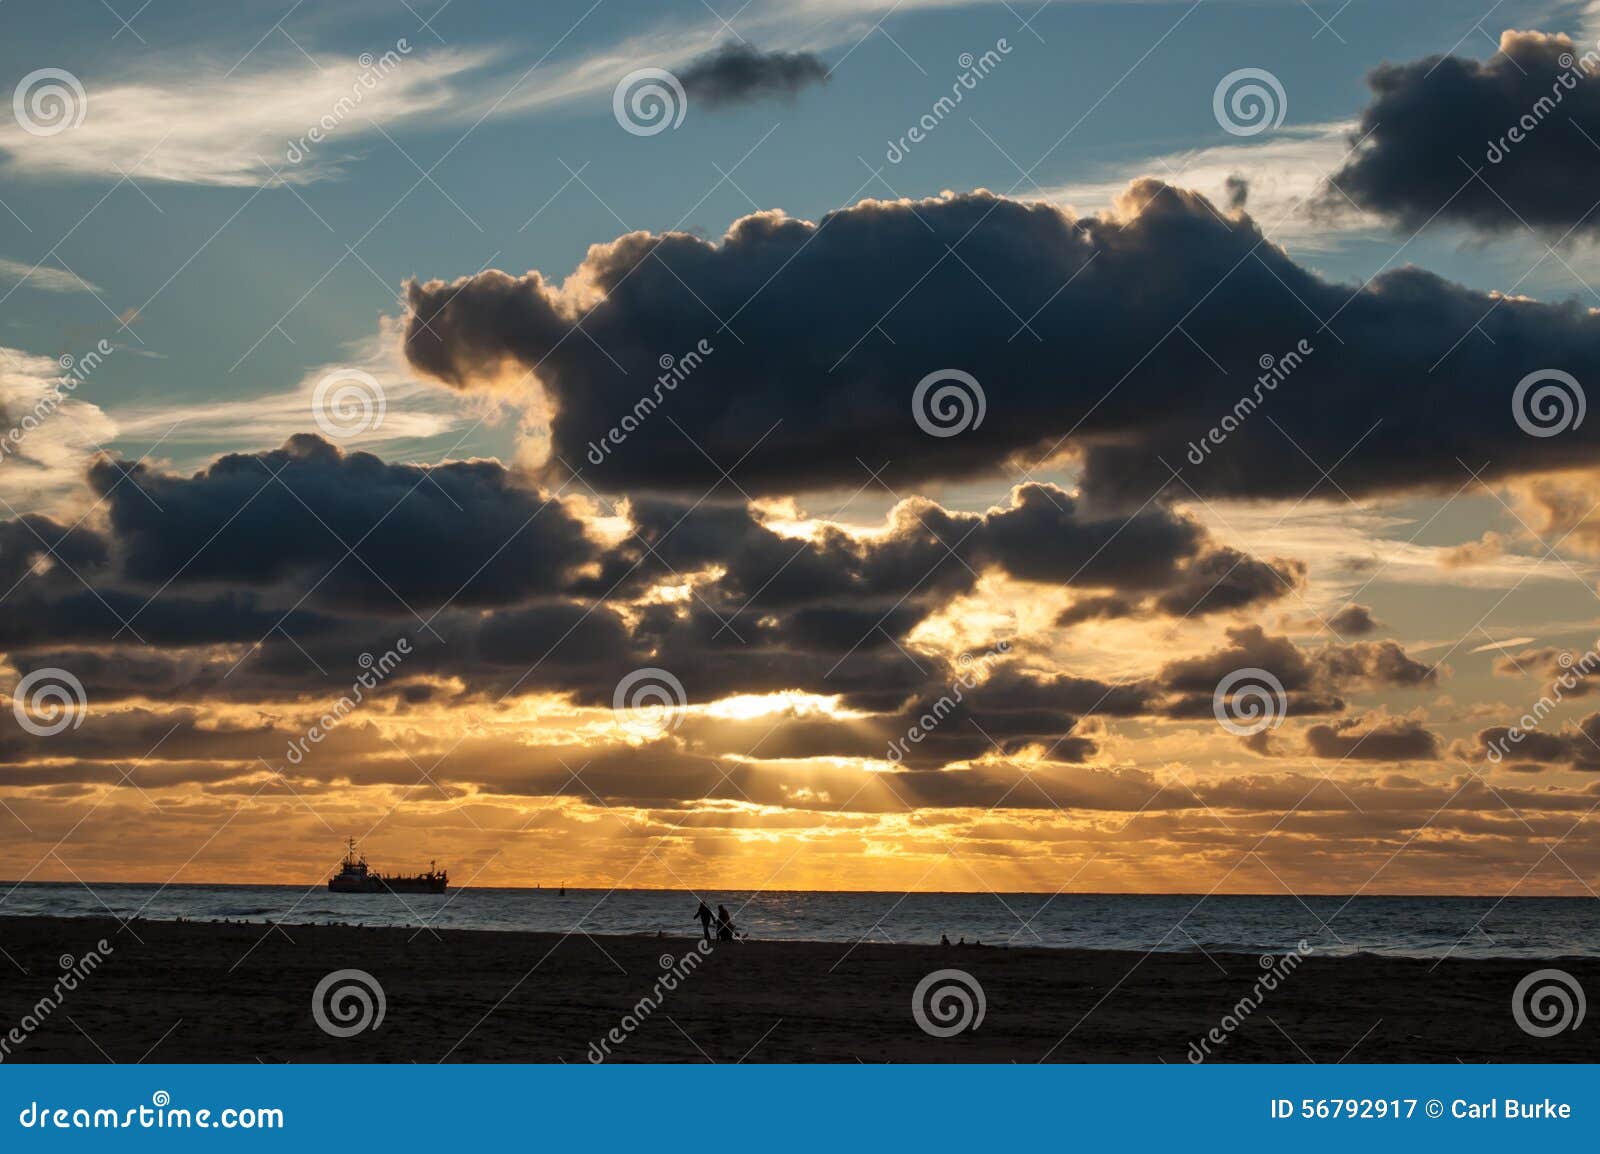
xmin=717 ymin=904 xmax=734 ymax=942
xmin=958 ymin=936 xmax=965 ymax=946
xmin=940 ymin=933 xmax=950 ymax=947
xmin=695 ymin=900 xmax=714 ymax=942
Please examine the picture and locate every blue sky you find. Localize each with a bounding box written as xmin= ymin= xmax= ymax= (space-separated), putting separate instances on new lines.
xmin=3 ymin=0 xmax=1597 ymax=477
xmin=7 ymin=0 xmax=1600 ymax=892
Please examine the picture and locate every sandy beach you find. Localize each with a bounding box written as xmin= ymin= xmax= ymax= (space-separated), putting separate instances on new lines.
xmin=0 ymin=915 xmax=1594 ymax=1063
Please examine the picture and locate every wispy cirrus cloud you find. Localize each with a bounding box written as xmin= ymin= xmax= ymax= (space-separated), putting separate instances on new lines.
xmin=107 ymin=321 xmax=491 ymax=461
xmin=0 ymin=257 xmax=101 ymax=295
xmin=0 ymin=344 xmax=119 ymax=513
xmin=0 ymin=47 xmax=492 ymax=187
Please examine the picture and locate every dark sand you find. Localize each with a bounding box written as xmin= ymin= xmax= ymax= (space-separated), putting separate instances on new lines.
xmin=1 ymin=916 xmax=1595 ymax=1062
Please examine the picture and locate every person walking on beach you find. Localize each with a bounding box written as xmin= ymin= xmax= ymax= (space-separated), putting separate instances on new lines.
xmin=695 ymin=900 xmax=714 ymax=942
xmin=716 ymin=904 xmax=735 ymax=942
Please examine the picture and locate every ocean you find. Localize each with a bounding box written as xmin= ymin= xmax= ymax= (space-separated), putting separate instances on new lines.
xmin=2 ymin=883 xmax=1596 ymax=958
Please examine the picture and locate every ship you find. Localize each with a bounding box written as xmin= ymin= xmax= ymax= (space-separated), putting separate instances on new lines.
xmin=328 ymin=838 xmax=448 ymax=894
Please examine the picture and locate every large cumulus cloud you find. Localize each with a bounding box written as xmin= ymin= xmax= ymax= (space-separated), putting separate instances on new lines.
xmin=0 ymin=436 xmax=1312 ymax=754
xmin=91 ymin=433 xmax=601 ymax=611
xmin=1327 ymin=30 xmax=1600 ymax=234
xmin=403 ymin=181 xmax=1600 ymax=505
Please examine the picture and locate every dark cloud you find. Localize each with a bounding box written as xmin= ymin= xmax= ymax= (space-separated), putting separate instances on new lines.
xmin=0 ymin=514 xmax=108 ymax=588
xmin=1153 ymin=625 xmax=1439 ymax=720
xmin=1474 ymin=712 xmax=1600 ymax=770
xmin=1304 ymin=716 xmax=1440 ymax=761
xmin=1492 ymin=645 xmax=1600 ymax=696
xmin=679 ymin=42 xmax=828 ymax=108
xmin=1327 ymin=603 xmax=1383 ymax=635
xmin=1314 ymin=638 xmax=1437 ymax=689
xmin=1151 ymin=547 xmax=1305 ymax=616
xmin=404 ymin=182 xmax=1600 ymax=505
xmin=0 ymin=592 xmax=338 ymax=650
xmin=1055 ymin=594 xmax=1138 ymax=626
xmin=0 ymin=706 xmax=283 ymax=767
xmin=92 ymin=434 xmax=599 ymax=612
xmin=593 ymin=483 xmax=1298 ymax=629
xmin=1327 ymin=31 xmax=1600 ymax=234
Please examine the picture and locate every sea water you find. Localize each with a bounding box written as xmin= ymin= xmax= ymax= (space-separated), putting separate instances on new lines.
xmin=2 ymin=884 xmax=1596 ymax=958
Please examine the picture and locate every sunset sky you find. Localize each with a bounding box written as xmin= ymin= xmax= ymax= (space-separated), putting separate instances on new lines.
xmin=6 ymin=0 xmax=1600 ymax=898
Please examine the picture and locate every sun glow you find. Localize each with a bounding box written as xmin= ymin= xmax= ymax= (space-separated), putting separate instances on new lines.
xmin=701 ymin=691 xmax=857 ymax=720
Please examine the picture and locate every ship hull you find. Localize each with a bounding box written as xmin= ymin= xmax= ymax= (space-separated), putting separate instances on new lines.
xmin=328 ymin=878 xmax=447 ymax=894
